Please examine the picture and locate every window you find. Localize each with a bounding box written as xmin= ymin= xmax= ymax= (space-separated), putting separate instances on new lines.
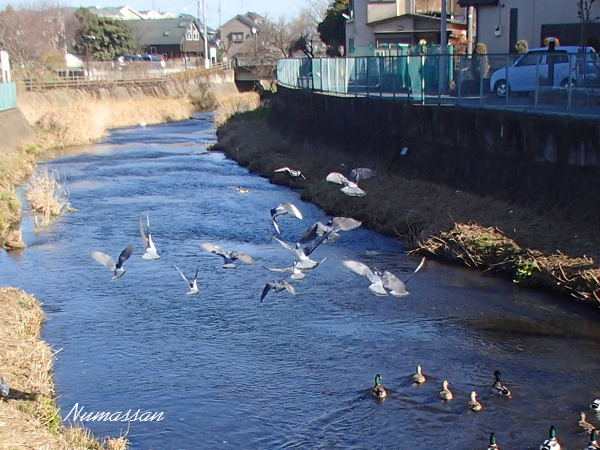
xmin=163 ymin=31 xmax=170 ymax=36
xmin=515 ymin=51 xmax=545 ymax=67
xmin=230 ymin=32 xmax=244 ymax=42
xmin=178 ymin=21 xmax=187 ymax=28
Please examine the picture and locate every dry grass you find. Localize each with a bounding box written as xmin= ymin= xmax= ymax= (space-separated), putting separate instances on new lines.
xmin=213 ymin=91 xmax=261 ymax=127
xmin=216 ymin=110 xmax=600 ymax=304
xmin=0 ymin=287 xmax=130 ymax=449
xmin=19 ymin=91 xmax=194 ymax=150
xmin=25 ymin=167 xmax=71 ymax=226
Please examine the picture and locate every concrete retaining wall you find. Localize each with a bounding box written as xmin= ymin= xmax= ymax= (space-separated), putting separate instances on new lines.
xmin=0 ymin=108 xmax=34 ymax=153
xmin=270 ymin=86 xmax=600 ymax=221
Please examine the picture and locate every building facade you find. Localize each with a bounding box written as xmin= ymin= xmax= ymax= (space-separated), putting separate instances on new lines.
xmin=346 ymin=0 xmax=467 ymax=55
xmin=458 ymin=0 xmax=600 ymax=54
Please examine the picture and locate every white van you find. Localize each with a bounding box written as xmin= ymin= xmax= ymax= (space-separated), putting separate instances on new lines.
xmin=489 ymin=46 xmax=599 ymax=97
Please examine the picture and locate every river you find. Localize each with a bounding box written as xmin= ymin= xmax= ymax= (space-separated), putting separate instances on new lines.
xmin=2 ymin=113 xmax=600 ymax=449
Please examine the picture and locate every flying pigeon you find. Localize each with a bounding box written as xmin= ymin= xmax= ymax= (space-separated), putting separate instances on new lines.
xmin=200 ymin=243 xmax=256 ymax=269
xmin=270 ymin=202 xmax=303 ymax=234
xmin=173 ymin=264 xmax=200 ymax=295
xmin=139 ymin=211 xmax=160 ymax=260
xmin=260 ymin=279 xmax=297 ymax=302
xmin=91 ymin=244 xmax=135 ymax=280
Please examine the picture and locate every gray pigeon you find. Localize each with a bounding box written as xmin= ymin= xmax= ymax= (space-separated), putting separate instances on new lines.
xmin=0 ymin=376 xmax=9 ymax=400
xmin=274 ymin=167 xmax=306 ymax=179
xmin=268 ymin=230 xmax=330 ymax=270
xmin=300 ymin=217 xmax=362 ymax=244
xmin=91 ymin=244 xmax=135 ymax=280
xmin=270 ymin=202 xmax=303 ymax=234
xmin=201 ymin=243 xmax=256 ymax=269
xmin=260 ymin=279 xmax=297 ymax=302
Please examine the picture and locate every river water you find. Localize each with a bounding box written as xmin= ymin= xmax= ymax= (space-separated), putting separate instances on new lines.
xmin=2 ymin=113 xmax=600 ymax=449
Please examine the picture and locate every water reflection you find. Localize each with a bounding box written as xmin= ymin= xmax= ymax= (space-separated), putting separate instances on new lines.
xmin=0 ymin=114 xmax=599 ymax=449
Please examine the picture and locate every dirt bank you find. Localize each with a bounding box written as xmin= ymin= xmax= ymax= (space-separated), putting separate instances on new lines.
xmin=215 ymin=110 xmax=600 ymax=305
xmin=0 ymin=287 xmax=129 ymax=449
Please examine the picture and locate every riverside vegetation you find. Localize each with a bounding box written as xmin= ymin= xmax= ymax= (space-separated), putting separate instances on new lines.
xmin=215 ymin=108 xmax=600 ymax=304
xmin=0 ymin=74 xmax=260 ymax=448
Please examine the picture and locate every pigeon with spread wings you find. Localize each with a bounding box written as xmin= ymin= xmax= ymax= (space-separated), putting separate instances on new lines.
xmin=200 ymin=243 xmax=256 ymax=269
xmin=91 ymin=244 xmax=135 ymax=280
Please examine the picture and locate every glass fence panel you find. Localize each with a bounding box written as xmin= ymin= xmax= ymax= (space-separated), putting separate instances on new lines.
xmin=276 ymin=53 xmax=600 ymax=118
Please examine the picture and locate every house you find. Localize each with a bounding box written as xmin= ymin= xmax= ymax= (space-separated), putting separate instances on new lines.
xmin=458 ymin=0 xmax=600 ymax=54
xmin=138 ymin=10 xmax=176 ymax=19
xmin=128 ymin=17 xmax=205 ymax=59
xmin=218 ymin=12 xmax=265 ymax=59
xmin=87 ymin=6 xmax=145 ymax=20
xmin=346 ymin=0 xmax=467 ymax=55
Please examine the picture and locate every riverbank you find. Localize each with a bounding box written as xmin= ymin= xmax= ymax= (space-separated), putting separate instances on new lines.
xmin=0 ymin=287 xmax=129 ymax=449
xmin=215 ymin=109 xmax=600 ymax=304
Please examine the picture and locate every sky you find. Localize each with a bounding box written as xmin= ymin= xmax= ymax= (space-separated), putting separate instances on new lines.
xmin=0 ymin=0 xmax=308 ymax=29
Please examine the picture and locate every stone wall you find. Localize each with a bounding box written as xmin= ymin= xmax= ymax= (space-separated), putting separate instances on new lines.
xmin=270 ymin=86 xmax=600 ymax=221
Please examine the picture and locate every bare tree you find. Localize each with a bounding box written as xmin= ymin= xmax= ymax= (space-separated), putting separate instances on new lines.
xmin=578 ymin=0 xmax=600 ymax=51
xmin=0 ymin=0 xmax=65 ymax=79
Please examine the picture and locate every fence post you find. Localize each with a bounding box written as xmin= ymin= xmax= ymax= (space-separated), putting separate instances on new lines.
xmin=567 ymin=54 xmax=573 ymax=114
xmin=505 ymin=54 xmax=509 ymax=109
xmin=392 ymin=56 xmax=396 ymax=99
xmin=479 ymin=56 xmax=484 ymax=106
xmin=534 ymin=57 xmax=539 ymax=112
xmin=457 ymin=55 xmax=462 ymax=105
xmin=421 ymin=54 xmax=425 ymax=105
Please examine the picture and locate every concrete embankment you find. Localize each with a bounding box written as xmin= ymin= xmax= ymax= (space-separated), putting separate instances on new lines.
xmin=216 ymin=106 xmax=600 ymax=305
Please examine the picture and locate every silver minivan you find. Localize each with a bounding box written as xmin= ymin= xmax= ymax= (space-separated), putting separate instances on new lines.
xmin=489 ymin=46 xmax=599 ymax=97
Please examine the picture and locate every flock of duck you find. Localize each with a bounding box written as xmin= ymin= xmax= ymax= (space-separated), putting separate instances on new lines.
xmin=370 ymin=367 xmax=600 ymax=450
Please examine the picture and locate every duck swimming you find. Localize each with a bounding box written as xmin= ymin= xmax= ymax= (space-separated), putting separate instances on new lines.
xmin=412 ymin=365 xmax=426 ymax=384
xmin=468 ymin=391 xmax=482 ymax=411
xmin=371 ymin=374 xmax=386 ymax=399
xmin=439 ymin=380 xmax=453 ymax=401
xmin=539 ymin=425 xmax=561 ymax=450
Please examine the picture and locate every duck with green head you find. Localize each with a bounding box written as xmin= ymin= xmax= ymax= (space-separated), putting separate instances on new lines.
xmin=539 ymin=425 xmax=561 ymax=450
xmin=492 ymin=370 xmax=511 ymax=397
xmin=371 ymin=374 xmax=386 ymax=399
xmin=487 ymin=432 xmax=500 ymax=450
xmin=584 ymin=429 xmax=600 ymax=450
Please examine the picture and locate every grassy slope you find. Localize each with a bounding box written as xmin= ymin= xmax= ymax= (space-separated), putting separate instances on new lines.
xmin=215 ymin=109 xmax=600 ymax=304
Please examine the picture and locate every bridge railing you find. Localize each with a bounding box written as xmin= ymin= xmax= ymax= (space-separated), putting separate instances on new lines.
xmin=278 ymin=53 xmax=600 ymax=120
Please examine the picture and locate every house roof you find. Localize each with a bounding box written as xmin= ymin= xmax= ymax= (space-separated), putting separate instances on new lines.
xmin=88 ymin=6 xmax=144 ymax=19
xmin=220 ymin=11 xmax=265 ymax=31
xmin=179 ymin=13 xmax=217 ymax=35
xmin=128 ymin=18 xmax=197 ymax=46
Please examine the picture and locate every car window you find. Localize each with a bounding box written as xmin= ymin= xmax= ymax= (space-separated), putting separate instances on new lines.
xmin=515 ymin=51 xmax=545 ymax=67
xmin=545 ymin=51 xmax=569 ymax=64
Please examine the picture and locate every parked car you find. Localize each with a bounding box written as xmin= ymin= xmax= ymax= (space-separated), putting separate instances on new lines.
xmin=122 ymin=54 xmax=144 ymax=63
xmin=141 ymin=54 xmax=166 ymax=68
xmin=489 ymin=46 xmax=600 ymax=97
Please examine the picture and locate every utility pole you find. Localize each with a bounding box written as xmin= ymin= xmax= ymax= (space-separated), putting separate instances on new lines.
xmin=467 ymin=6 xmax=474 ymax=56
xmin=438 ymin=0 xmax=448 ymax=95
xmin=203 ymin=0 xmax=210 ymax=68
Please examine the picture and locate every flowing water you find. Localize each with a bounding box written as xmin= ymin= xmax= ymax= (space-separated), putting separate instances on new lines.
xmin=2 ymin=114 xmax=600 ymax=450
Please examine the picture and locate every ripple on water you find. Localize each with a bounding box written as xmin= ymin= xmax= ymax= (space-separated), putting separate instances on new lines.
xmin=3 ymin=113 xmax=600 ymax=450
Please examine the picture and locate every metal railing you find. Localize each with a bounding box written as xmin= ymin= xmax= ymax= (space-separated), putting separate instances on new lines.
xmin=17 ymin=60 xmax=233 ymax=91
xmin=277 ymin=52 xmax=600 ymax=119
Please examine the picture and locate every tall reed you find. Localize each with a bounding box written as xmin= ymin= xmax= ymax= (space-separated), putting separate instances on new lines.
xmin=25 ymin=168 xmax=71 ymax=225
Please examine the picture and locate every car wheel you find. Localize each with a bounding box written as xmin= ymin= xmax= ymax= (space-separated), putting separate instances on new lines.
xmin=494 ymin=80 xmax=508 ymax=98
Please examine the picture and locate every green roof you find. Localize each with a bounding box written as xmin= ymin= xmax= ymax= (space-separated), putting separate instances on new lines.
xmin=128 ymin=18 xmax=196 ymax=46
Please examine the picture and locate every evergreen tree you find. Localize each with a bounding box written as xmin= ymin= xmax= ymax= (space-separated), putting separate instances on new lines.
xmin=73 ymin=8 xmax=135 ymax=61
xmin=317 ymin=0 xmax=348 ymax=57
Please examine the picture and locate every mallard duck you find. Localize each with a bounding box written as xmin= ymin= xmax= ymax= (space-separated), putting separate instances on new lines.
xmin=468 ymin=390 xmax=482 ymax=411
xmin=439 ymin=380 xmax=453 ymax=401
xmin=412 ymin=365 xmax=426 ymax=384
xmin=591 ymin=399 xmax=600 ymax=412
xmin=584 ymin=429 xmax=600 ymax=450
xmin=371 ymin=374 xmax=386 ymax=399
xmin=580 ymin=412 xmax=596 ymax=433
xmin=492 ymin=370 xmax=511 ymax=397
xmin=539 ymin=425 xmax=561 ymax=450
xmin=487 ymin=432 xmax=500 ymax=450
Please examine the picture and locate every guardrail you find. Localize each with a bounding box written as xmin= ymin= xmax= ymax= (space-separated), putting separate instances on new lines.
xmin=17 ymin=60 xmax=233 ymax=91
xmin=277 ymin=53 xmax=600 ymax=120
